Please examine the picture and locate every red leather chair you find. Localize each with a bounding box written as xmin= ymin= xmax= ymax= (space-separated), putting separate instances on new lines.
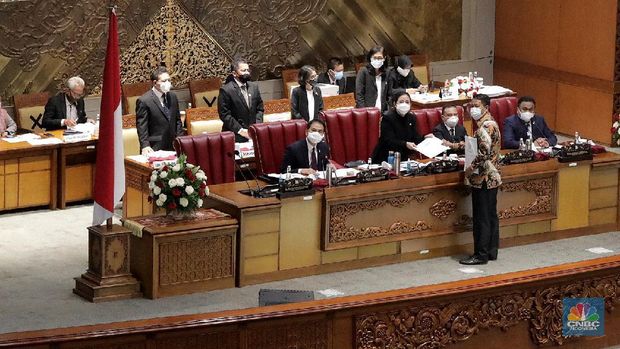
xmin=173 ymin=131 xmax=236 ymax=185
xmin=249 ymin=119 xmax=308 ymax=175
xmin=320 ymin=107 xmax=381 ymax=165
xmin=489 ymin=96 xmax=517 ymax=134
xmin=412 ymin=106 xmax=465 ymax=135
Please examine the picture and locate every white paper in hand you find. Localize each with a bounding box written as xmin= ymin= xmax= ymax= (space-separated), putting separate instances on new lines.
xmin=415 ymin=137 xmax=449 ymax=159
xmin=464 ymin=135 xmax=477 ymax=170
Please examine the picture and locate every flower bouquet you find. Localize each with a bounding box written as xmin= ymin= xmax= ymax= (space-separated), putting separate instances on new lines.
xmin=148 ymin=154 xmax=209 ymax=218
xmin=612 ymin=113 xmax=620 ymax=147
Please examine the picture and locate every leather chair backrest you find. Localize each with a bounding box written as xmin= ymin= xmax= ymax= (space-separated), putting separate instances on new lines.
xmin=189 ymin=77 xmax=222 ymax=108
xmin=263 ymin=98 xmax=292 ymax=122
xmin=281 ymin=69 xmax=299 ymax=98
xmin=121 ymin=82 xmax=152 ymax=115
xmin=121 ymin=114 xmax=140 ymax=157
xmin=249 ymin=119 xmax=308 ymax=175
xmin=186 ymin=106 xmax=220 ymax=135
xmin=13 ymin=92 xmax=50 ymax=132
xmin=320 ymin=107 xmax=381 ymax=165
xmin=489 ymin=96 xmax=518 ymax=134
xmin=413 ymin=106 xmax=464 ymax=136
xmin=173 ymin=131 xmax=236 ymax=185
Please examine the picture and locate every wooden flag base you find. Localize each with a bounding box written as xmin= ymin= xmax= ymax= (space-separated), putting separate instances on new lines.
xmin=73 ymin=224 xmax=142 ymax=302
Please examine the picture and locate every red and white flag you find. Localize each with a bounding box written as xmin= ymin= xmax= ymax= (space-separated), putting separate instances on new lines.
xmin=93 ymin=7 xmax=124 ymax=226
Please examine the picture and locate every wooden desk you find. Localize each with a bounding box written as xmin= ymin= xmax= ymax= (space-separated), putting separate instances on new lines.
xmin=57 ymin=138 xmax=97 ymax=208
xmin=410 ymin=91 xmax=518 ymax=109
xmin=0 ymin=138 xmax=57 ymax=211
xmin=126 ymin=209 xmax=238 ymax=299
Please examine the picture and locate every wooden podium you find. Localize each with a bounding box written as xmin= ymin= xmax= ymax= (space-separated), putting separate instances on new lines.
xmin=125 ymin=209 xmax=238 ymax=299
xmin=73 ymin=224 xmax=142 ymax=302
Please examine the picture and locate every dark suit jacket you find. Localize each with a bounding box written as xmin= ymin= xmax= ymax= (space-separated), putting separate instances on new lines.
xmin=432 ymin=122 xmax=468 ymax=154
xmin=371 ymin=110 xmax=424 ymax=163
xmin=280 ymin=138 xmax=330 ymax=173
xmin=42 ymin=93 xmax=87 ymax=130
xmin=136 ymin=90 xmax=183 ymax=151
xmin=317 ymin=72 xmax=346 ymax=94
xmin=218 ymin=79 xmax=264 ymax=142
xmin=386 ymin=69 xmax=421 ymax=101
xmin=503 ymin=114 xmax=557 ymax=149
xmin=290 ymin=86 xmax=324 ymax=121
xmin=355 ymin=65 xmax=389 ymax=112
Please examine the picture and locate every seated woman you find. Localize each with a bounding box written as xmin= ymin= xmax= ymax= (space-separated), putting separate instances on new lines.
xmin=371 ymin=90 xmax=427 ymax=163
xmin=0 ymin=100 xmax=17 ymax=137
xmin=355 ymin=46 xmax=389 ymax=112
xmin=290 ymin=65 xmax=324 ymax=121
xmin=386 ymin=55 xmax=427 ymax=97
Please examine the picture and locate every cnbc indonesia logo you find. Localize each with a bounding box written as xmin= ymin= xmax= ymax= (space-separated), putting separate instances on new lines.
xmin=563 ymin=298 xmax=604 ymax=336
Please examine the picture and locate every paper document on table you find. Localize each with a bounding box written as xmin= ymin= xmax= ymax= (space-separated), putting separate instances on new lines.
xmin=27 ymin=138 xmax=62 ymax=146
xmin=464 ymin=136 xmax=477 ymax=170
xmin=2 ymin=133 xmax=40 ymax=143
xmin=415 ymin=137 xmax=450 ymax=159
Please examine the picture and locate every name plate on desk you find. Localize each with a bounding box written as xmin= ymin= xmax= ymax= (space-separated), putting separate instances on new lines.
xmin=356 ymin=168 xmax=389 ymax=183
xmin=63 ymin=133 xmax=91 ymax=143
xmin=501 ymin=149 xmax=536 ymax=165
xmin=277 ymin=177 xmax=314 ymax=198
xmin=425 ymin=159 xmax=459 ymax=174
xmin=558 ymin=143 xmax=593 ymax=163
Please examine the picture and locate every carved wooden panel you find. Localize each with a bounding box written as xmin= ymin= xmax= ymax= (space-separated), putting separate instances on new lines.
xmin=105 ymin=235 xmax=129 ymax=275
xmin=155 ymin=330 xmax=239 ymax=349
xmin=88 ymin=232 xmax=102 ymax=275
xmin=159 ymin=234 xmax=234 ymax=286
xmin=356 ymin=272 xmax=620 ymax=348
xmin=498 ymin=177 xmax=554 ymax=219
xmin=245 ymin=319 xmax=329 ymax=349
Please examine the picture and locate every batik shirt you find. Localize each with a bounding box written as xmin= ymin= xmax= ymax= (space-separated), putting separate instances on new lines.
xmin=465 ymin=113 xmax=502 ymax=189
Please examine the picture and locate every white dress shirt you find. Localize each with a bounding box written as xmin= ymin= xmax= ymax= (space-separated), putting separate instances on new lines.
xmin=61 ymin=95 xmax=78 ymax=127
xmin=306 ymin=89 xmax=315 ymax=121
xmin=374 ymin=75 xmax=382 ymax=109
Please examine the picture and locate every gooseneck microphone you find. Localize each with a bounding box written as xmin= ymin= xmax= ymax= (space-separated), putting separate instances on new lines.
xmin=227 ymin=151 xmax=256 ymax=197
xmin=234 ymin=150 xmax=265 ymax=198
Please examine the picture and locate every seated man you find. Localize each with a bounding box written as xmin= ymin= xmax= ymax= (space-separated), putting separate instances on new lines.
xmin=503 ymin=96 xmax=557 ymax=149
xmin=316 ymin=57 xmax=346 ymax=94
xmin=42 ymin=76 xmax=88 ymax=130
xmin=0 ymin=99 xmax=17 ymax=137
xmin=432 ymin=105 xmax=467 ymax=154
xmin=280 ymin=119 xmax=330 ymax=175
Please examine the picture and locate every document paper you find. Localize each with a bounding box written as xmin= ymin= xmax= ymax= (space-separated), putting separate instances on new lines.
xmin=415 ymin=137 xmax=450 ymax=159
xmin=464 ymin=135 xmax=478 ymax=170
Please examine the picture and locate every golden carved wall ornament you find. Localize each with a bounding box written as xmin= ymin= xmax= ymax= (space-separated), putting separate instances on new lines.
xmin=114 ymin=0 xmax=232 ymax=92
xmin=356 ymin=272 xmax=620 ymax=348
xmin=329 ymin=194 xmax=432 ymax=243
xmin=429 ymin=199 xmax=457 ymax=219
xmin=499 ymin=177 xmax=554 ymax=219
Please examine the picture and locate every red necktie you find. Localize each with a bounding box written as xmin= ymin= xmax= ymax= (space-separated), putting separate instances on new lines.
xmin=310 ymin=147 xmax=318 ymax=170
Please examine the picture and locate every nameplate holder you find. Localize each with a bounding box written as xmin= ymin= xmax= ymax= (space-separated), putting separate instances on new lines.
xmin=501 ymin=149 xmax=536 ymax=165
xmin=558 ymin=143 xmax=593 ymax=163
xmin=356 ymin=168 xmax=389 ymax=183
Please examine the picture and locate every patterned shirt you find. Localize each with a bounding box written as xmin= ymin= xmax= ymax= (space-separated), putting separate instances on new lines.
xmin=465 ymin=113 xmax=502 ymax=189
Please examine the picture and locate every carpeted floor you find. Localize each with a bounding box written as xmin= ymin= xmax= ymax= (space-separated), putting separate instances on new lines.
xmin=1 ymin=204 xmax=619 ymax=335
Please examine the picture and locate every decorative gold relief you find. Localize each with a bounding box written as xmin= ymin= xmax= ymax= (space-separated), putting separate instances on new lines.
xmin=105 ymin=236 xmax=128 ymax=275
xmin=499 ymin=177 xmax=554 ymax=219
xmin=429 ymin=199 xmax=457 ymax=219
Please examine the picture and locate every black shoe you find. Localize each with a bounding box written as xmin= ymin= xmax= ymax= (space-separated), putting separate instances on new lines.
xmin=459 ymin=255 xmax=488 ymax=265
xmin=489 ymin=255 xmax=497 ymax=261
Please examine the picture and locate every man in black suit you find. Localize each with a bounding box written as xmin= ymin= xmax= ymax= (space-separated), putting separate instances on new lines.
xmin=280 ymin=119 xmax=330 ymax=175
xmin=218 ymin=58 xmax=264 ymax=142
xmin=136 ymin=67 xmax=183 ymax=155
xmin=316 ymin=57 xmax=346 ymax=95
xmin=432 ymin=105 xmax=468 ymax=154
xmin=42 ymin=76 xmax=88 ymax=130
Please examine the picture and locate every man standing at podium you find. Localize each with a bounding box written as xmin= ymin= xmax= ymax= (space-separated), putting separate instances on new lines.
xmin=136 ymin=66 xmax=183 ymax=155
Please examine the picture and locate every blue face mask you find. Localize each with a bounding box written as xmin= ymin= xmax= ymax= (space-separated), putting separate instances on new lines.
xmin=334 ymin=71 xmax=344 ymax=81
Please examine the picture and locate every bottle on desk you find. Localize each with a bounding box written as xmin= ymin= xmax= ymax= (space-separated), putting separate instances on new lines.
xmin=387 ymin=151 xmax=394 ymax=167
xmin=94 ymin=114 xmax=100 ymax=137
xmin=574 ymin=131 xmax=581 ymax=144
xmin=286 ymin=165 xmax=291 ymax=180
xmin=326 ymin=163 xmax=334 ymax=187
xmin=519 ymin=138 xmax=526 ymax=151
xmin=394 ymin=152 xmax=401 ymax=177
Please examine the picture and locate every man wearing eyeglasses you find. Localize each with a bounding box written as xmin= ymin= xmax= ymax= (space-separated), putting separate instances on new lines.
xmin=42 ymin=76 xmax=88 ymax=130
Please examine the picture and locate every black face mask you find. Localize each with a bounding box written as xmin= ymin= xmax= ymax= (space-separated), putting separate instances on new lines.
xmin=308 ymin=79 xmax=317 ymax=87
xmin=238 ymin=74 xmax=251 ymax=83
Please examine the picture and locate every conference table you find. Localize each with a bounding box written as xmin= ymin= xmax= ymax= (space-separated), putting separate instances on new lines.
xmin=0 ymin=130 xmax=96 ymax=212
xmin=124 ymin=152 xmax=620 ymax=287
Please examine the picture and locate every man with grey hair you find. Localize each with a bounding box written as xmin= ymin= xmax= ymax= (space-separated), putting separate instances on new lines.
xmin=42 ymin=76 xmax=88 ymax=130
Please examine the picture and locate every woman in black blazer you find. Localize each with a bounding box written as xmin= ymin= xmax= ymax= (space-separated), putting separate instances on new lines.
xmin=371 ymin=89 xmax=425 ymax=163
xmin=355 ymin=46 xmax=389 ymax=111
xmin=386 ymin=55 xmax=426 ymax=98
xmin=291 ymin=65 xmax=324 ymax=121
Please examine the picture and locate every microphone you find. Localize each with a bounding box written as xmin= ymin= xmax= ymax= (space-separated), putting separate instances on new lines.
xmin=234 ymin=150 xmax=265 ymax=197
xmin=227 ymin=151 xmax=257 ymax=197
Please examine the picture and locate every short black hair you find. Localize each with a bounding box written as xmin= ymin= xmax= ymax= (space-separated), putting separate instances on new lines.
xmin=298 ymin=65 xmax=316 ymax=86
xmin=150 ymin=66 xmax=168 ymax=82
xmin=307 ymin=118 xmax=326 ymax=130
xmin=395 ymin=55 xmax=412 ymax=69
xmin=389 ymin=89 xmax=410 ymax=106
xmin=230 ymin=57 xmax=249 ymax=72
xmin=327 ymin=57 xmax=343 ymax=71
xmin=366 ymin=46 xmax=385 ymax=62
xmin=518 ymin=96 xmax=536 ymax=106
xmin=473 ymin=93 xmax=490 ymax=107
xmin=442 ymin=105 xmax=458 ymax=115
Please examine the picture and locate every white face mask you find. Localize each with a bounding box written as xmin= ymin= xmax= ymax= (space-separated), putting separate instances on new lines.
xmin=397 ymin=67 xmax=410 ymax=77
xmin=160 ymin=80 xmax=172 ymax=93
xmin=396 ymin=102 xmax=410 ymax=116
xmin=370 ymin=59 xmax=384 ymax=69
xmin=470 ymin=107 xmax=483 ymax=120
xmin=445 ymin=116 xmax=459 ymax=128
xmin=307 ymin=131 xmax=324 ymax=144
xmin=334 ymin=71 xmax=344 ymax=81
xmin=519 ymin=111 xmax=534 ymax=123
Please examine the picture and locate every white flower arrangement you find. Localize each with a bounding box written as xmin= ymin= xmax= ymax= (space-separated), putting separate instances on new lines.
xmin=148 ymin=154 xmax=209 ymax=214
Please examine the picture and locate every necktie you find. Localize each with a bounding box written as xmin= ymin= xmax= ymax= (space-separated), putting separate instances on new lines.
xmin=310 ymin=147 xmax=318 ymax=170
xmin=450 ymin=128 xmax=455 ymax=138
xmin=240 ymin=85 xmax=250 ymax=107
xmin=161 ymin=93 xmax=170 ymax=118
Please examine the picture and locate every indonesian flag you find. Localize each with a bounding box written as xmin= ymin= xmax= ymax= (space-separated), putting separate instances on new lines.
xmin=93 ymin=7 xmax=124 ymax=226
